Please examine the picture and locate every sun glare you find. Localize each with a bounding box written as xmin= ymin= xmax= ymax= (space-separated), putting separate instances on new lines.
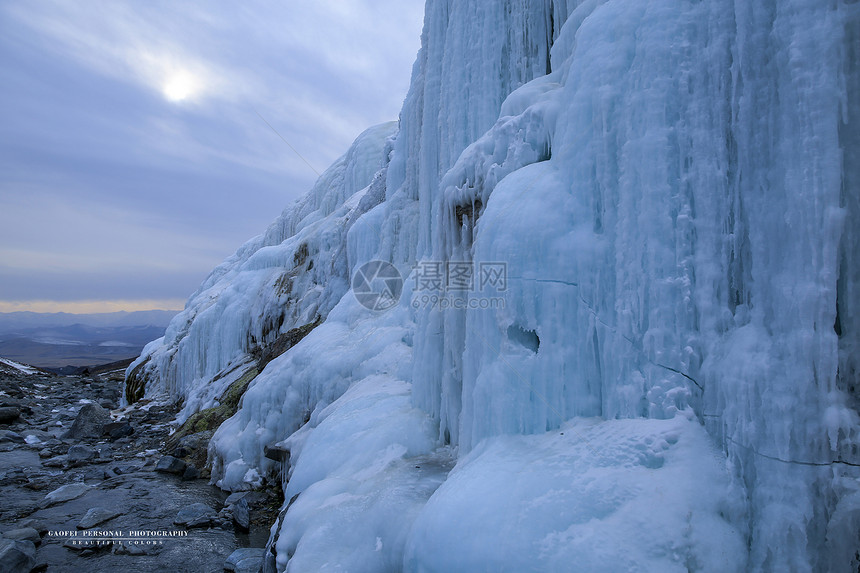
xmin=163 ymin=72 xmax=197 ymax=102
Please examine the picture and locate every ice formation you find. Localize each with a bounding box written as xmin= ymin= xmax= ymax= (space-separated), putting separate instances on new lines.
xmin=126 ymin=0 xmax=860 ymax=571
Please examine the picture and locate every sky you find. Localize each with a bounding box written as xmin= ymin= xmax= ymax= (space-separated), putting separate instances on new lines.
xmin=0 ymin=0 xmax=425 ymax=314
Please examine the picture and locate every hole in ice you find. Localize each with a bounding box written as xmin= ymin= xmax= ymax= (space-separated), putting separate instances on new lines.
xmin=507 ymin=324 xmax=540 ymax=353
xmin=454 ymin=198 xmax=483 ymax=227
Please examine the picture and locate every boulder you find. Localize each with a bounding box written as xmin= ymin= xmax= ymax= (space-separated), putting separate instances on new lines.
xmin=155 ymin=455 xmax=186 ymax=475
xmin=43 ymin=483 xmax=91 ymax=506
xmin=103 ymin=421 xmax=133 ymax=440
xmin=181 ymin=465 xmax=200 ymax=480
xmin=224 ymin=491 xmax=249 ymax=505
xmin=0 ymin=538 xmax=36 ymax=573
xmin=77 ymin=507 xmax=122 ymax=529
xmin=62 ymin=403 xmax=110 ymax=439
xmin=224 ymin=547 xmax=267 ymax=573
xmin=0 ymin=407 xmax=20 ymax=424
xmin=67 ymin=444 xmax=96 ymax=465
xmin=3 ymin=528 xmax=40 ymax=545
xmin=173 ymin=503 xmax=217 ymax=528
xmin=0 ymin=430 xmax=24 ymax=443
xmin=231 ymin=497 xmax=250 ymax=531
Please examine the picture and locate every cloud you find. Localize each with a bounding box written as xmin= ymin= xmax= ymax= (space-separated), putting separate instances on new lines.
xmin=0 ymin=0 xmax=425 ymax=312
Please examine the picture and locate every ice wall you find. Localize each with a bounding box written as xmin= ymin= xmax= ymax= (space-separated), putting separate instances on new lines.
xmin=410 ymin=0 xmax=860 ymax=570
xmin=128 ymin=0 xmax=859 ymax=570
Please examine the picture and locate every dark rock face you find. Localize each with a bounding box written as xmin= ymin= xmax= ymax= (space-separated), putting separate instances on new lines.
xmin=63 ymin=403 xmax=110 ymax=439
xmin=0 ymin=538 xmax=36 ymax=573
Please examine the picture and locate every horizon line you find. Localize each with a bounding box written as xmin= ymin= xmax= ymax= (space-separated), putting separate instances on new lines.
xmin=0 ymin=299 xmax=187 ymax=314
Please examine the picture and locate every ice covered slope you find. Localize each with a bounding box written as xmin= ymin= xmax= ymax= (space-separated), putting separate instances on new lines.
xmin=123 ymin=121 xmax=397 ymax=416
xmin=131 ymin=0 xmax=859 ymax=571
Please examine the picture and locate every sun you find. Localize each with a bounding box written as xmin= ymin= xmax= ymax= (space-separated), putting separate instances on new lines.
xmin=162 ymin=72 xmax=197 ymax=102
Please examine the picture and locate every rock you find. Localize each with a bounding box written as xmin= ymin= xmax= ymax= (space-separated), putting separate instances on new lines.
xmin=171 ymin=446 xmax=191 ymax=458
xmin=263 ymin=443 xmax=289 ymax=463
xmin=181 ymin=465 xmax=200 ymax=480
xmin=103 ymin=421 xmax=133 ymax=440
xmin=16 ymin=519 xmax=47 ymax=536
xmin=0 ymin=538 xmax=36 ymax=573
xmin=67 ymin=444 xmax=97 ymax=465
xmin=110 ymin=464 xmax=141 ymax=475
xmin=155 ymin=455 xmax=186 ymax=474
xmin=0 ymin=406 xmax=20 ymax=424
xmin=173 ymin=503 xmax=217 ymax=528
xmin=95 ymin=444 xmax=114 ymax=460
xmin=231 ymin=497 xmax=250 ymax=531
xmin=113 ymin=541 xmax=160 ymax=556
xmin=24 ymin=476 xmax=53 ymax=491
xmin=178 ymin=431 xmax=213 ymax=451
xmin=77 ymin=507 xmax=122 ymax=529
xmin=0 ymin=397 xmax=22 ymax=408
xmin=224 ymin=491 xmax=249 ymax=505
xmin=43 ymin=483 xmax=91 ymax=506
xmin=41 ymin=455 xmax=67 ymax=468
xmin=62 ymin=403 xmax=110 ymax=439
xmin=0 ymin=430 xmax=24 ymax=443
xmin=3 ymin=527 xmax=40 ymax=545
xmin=224 ymin=547 xmax=267 ymax=573
xmin=83 ymin=467 xmax=109 ymax=481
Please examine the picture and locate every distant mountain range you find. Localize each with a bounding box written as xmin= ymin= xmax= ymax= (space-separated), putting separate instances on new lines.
xmin=0 ymin=310 xmax=178 ymax=370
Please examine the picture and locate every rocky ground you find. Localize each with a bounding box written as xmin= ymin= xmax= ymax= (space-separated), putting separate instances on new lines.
xmin=0 ymin=362 xmax=279 ymax=572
